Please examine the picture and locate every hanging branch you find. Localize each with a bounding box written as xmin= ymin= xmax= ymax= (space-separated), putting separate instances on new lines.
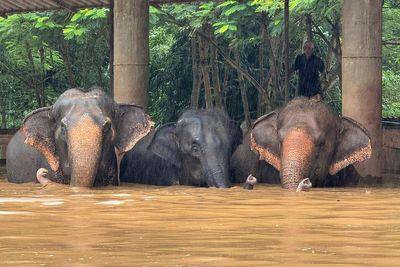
xmin=198 ymin=33 xmax=212 ymax=108
xmin=210 ymin=29 xmax=222 ymax=107
xmin=221 ymin=48 xmax=231 ymax=107
xmin=196 ymin=31 xmax=265 ymax=95
xmin=234 ymin=48 xmax=251 ymax=130
xmin=152 ymin=6 xmax=265 ymax=95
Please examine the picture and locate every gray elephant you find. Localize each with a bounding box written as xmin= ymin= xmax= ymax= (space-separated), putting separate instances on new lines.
xmin=120 ymin=109 xmax=242 ymax=188
xmin=230 ymin=131 xmax=280 ymax=184
xmin=238 ymin=97 xmax=371 ymax=190
xmin=6 ymin=88 xmax=153 ymax=187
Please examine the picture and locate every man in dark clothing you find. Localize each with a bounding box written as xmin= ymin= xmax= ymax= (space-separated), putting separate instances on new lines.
xmin=293 ymin=41 xmax=325 ymax=98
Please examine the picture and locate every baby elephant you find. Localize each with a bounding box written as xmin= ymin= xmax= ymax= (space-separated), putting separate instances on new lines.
xmin=120 ymin=109 xmax=242 ymax=188
xmin=232 ymin=97 xmax=372 ymax=190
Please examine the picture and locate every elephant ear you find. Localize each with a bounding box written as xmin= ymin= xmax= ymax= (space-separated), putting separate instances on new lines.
xmin=329 ymin=117 xmax=372 ymax=175
xmin=147 ymin=123 xmax=181 ymax=168
xmin=20 ymin=107 xmax=59 ymax=172
xmin=114 ymin=104 xmax=154 ymax=154
xmin=250 ymin=111 xmax=281 ymax=171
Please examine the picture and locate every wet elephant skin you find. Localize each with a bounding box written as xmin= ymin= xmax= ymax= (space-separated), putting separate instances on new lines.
xmin=6 ymin=88 xmax=153 ymax=187
xmin=120 ymin=109 xmax=242 ymax=188
xmin=236 ymin=97 xmax=372 ymax=190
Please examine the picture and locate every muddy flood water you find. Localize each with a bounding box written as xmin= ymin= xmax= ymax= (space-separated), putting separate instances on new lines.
xmin=0 ymin=166 xmax=399 ymax=266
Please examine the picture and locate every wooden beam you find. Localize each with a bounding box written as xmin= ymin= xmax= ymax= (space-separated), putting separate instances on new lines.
xmin=0 ymin=0 xmax=202 ymax=15
xmin=50 ymin=0 xmax=75 ymax=12
xmin=150 ymin=0 xmax=200 ymax=4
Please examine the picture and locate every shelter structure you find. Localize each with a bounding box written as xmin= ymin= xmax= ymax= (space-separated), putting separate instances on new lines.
xmin=0 ymin=1 xmax=387 ymax=180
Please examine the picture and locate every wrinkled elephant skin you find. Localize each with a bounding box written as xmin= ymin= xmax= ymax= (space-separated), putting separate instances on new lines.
xmin=120 ymin=109 xmax=242 ymax=188
xmin=249 ymin=97 xmax=372 ymax=190
xmin=6 ymin=88 xmax=153 ymax=187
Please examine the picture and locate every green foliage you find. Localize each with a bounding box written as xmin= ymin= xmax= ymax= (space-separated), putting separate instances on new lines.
xmin=0 ymin=9 xmax=110 ymax=128
xmin=383 ymin=70 xmax=400 ymax=118
xmin=382 ymin=3 xmax=400 ymax=117
xmin=149 ymin=26 xmax=192 ymax=125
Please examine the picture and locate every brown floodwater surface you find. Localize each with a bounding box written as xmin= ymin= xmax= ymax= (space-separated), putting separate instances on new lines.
xmin=0 ymin=168 xmax=399 ymax=266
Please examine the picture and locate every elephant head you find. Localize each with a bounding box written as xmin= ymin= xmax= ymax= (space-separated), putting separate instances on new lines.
xmin=20 ymin=88 xmax=153 ymax=187
xmin=147 ymin=109 xmax=241 ymax=188
xmin=250 ymin=97 xmax=371 ymax=190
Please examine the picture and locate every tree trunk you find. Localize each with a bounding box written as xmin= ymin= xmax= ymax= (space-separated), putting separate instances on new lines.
xmin=25 ymin=42 xmax=43 ymax=108
xmin=210 ymin=31 xmax=222 ymax=108
xmin=305 ymin=14 xmax=313 ymax=42
xmin=334 ymin=21 xmax=342 ymax=90
xmin=60 ymin=40 xmax=76 ymax=88
xmin=39 ymin=46 xmax=47 ymax=107
xmin=284 ymin=0 xmax=289 ymax=103
xmin=221 ymin=48 xmax=231 ymax=106
xmin=191 ymin=34 xmax=201 ymax=109
xmin=258 ymin=17 xmax=266 ymax=117
xmin=199 ymin=34 xmax=212 ymax=108
xmin=234 ymin=48 xmax=251 ymax=130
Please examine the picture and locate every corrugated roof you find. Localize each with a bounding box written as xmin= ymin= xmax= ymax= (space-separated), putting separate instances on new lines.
xmin=0 ymin=0 xmax=200 ymax=15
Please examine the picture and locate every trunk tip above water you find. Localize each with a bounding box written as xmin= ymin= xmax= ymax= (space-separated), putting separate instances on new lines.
xmin=243 ymin=174 xmax=257 ymax=190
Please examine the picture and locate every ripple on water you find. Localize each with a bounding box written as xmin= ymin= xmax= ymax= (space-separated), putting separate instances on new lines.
xmin=0 ymin=211 xmax=32 ymax=215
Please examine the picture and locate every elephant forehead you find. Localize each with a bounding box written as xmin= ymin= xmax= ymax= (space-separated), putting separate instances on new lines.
xmin=177 ymin=118 xmax=201 ymax=136
xmin=279 ymin=110 xmax=337 ymax=141
xmin=55 ymin=96 xmax=113 ymax=116
xmin=61 ymin=104 xmax=110 ymax=127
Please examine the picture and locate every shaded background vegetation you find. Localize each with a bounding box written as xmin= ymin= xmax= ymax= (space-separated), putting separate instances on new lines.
xmin=0 ymin=0 xmax=399 ymax=129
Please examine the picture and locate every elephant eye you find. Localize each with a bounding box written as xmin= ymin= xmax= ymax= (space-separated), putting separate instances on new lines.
xmin=60 ymin=122 xmax=67 ymax=136
xmin=103 ymin=122 xmax=112 ymax=134
xmin=317 ymin=140 xmax=325 ymax=147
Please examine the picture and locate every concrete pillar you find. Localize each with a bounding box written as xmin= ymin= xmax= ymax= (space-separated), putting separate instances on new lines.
xmin=342 ymin=0 xmax=382 ymax=178
xmin=113 ymin=0 xmax=149 ymax=109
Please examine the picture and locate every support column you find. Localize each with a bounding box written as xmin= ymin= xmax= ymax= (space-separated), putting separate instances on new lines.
xmin=342 ymin=0 xmax=382 ymax=178
xmin=113 ymin=0 xmax=149 ymax=109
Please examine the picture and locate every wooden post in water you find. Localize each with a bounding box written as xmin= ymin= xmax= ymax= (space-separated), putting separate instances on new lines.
xmin=342 ymin=0 xmax=382 ymax=178
xmin=113 ymin=0 xmax=149 ymax=109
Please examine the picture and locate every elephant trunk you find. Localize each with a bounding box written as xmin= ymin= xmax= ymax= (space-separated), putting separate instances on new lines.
xmin=204 ymin=156 xmax=231 ymax=188
xmin=281 ymin=128 xmax=315 ymax=190
xmin=68 ymin=115 xmax=102 ymax=187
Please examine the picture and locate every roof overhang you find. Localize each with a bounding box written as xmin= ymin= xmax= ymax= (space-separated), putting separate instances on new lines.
xmin=0 ymin=0 xmax=200 ymax=16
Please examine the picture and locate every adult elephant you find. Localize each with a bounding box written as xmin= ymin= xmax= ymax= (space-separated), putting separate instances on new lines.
xmin=248 ymin=97 xmax=372 ymax=190
xmin=120 ymin=109 xmax=242 ymax=188
xmin=6 ymin=88 xmax=153 ymax=187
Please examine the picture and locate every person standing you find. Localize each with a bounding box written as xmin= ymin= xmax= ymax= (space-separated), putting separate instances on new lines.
xmin=293 ymin=40 xmax=325 ymax=98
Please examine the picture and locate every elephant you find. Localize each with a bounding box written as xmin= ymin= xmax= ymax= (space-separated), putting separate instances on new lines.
xmin=230 ymin=130 xmax=281 ymax=185
xmin=6 ymin=88 xmax=153 ymax=187
xmin=120 ymin=109 xmax=242 ymax=188
xmin=239 ymin=97 xmax=371 ymax=190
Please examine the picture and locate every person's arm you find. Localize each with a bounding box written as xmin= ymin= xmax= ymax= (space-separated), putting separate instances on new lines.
xmin=318 ymin=57 xmax=325 ymax=73
xmin=289 ymin=55 xmax=300 ymax=78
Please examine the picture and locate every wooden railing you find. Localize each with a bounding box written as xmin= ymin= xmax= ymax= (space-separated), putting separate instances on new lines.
xmin=0 ymin=129 xmax=17 ymax=164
